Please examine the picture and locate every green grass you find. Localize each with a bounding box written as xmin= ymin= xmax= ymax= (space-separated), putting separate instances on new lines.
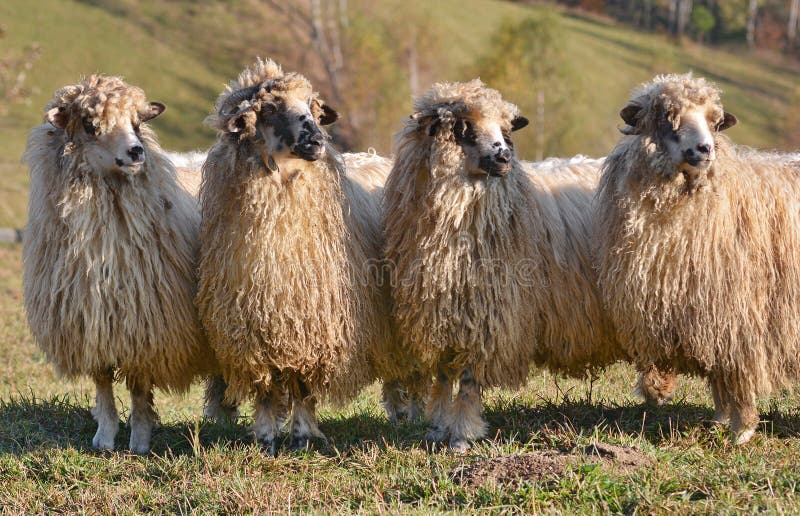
xmin=2 ymin=242 xmax=800 ymax=512
xmin=1 ymin=1 xmax=799 ymax=229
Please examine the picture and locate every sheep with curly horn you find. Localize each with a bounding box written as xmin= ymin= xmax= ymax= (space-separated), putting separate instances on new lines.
xmin=22 ymin=75 xmax=232 ymax=453
xmin=595 ymin=73 xmax=800 ymax=444
xmin=196 ymin=58 xmax=419 ymax=453
xmin=383 ymin=79 xmax=675 ymax=451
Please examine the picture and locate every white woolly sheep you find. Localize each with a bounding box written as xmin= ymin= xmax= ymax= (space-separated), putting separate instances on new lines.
xmin=383 ymin=79 xmax=670 ymax=451
xmin=196 ymin=58 xmax=418 ymax=453
xmin=22 ymin=75 xmax=229 ymax=453
xmin=594 ymin=73 xmax=800 ymax=444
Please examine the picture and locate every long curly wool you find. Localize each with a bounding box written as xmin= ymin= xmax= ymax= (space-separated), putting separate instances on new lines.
xmin=384 ymin=80 xmax=621 ymax=388
xmin=23 ymin=76 xmax=215 ymax=390
xmin=197 ymin=59 xmax=408 ymax=404
xmin=595 ymin=74 xmax=800 ymax=401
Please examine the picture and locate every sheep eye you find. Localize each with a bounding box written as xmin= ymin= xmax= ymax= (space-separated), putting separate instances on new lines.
xmin=453 ymin=119 xmax=477 ymax=146
xmin=82 ymin=117 xmax=96 ymax=136
xmin=133 ymin=123 xmax=141 ymax=134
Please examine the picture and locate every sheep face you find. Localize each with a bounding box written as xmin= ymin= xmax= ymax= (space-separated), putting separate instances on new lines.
xmin=217 ymin=78 xmax=338 ymax=163
xmin=45 ymin=77 xmax=165 ymax=176
xmin=419 ymin=108 xmax=528 ymax=178
xmin=619 ymin=74 xmax=737 ymax=184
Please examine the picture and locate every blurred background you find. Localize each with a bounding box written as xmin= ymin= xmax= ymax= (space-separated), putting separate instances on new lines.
xmin=1 ymin=0 xmax=799 ymax=228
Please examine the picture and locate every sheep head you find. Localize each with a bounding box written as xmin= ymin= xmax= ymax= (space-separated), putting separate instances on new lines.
xmin=619 ymin=74 xmax=737 ymax=184
xmin=409 ymin=79 xmax=528 ymax=179
xmin=207 ymin=58 xmax=338 ymax=166
xmin=44 ymin=75 xmax=165 ymax=176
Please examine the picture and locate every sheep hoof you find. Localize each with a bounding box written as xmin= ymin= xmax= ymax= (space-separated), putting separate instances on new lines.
xmin=734 ymin=428 xmax=756 ymax=445
xmin=92 ymin=433 xmax=115 ymax=451
xmin=448 ymin=438 xmax=470 ymax=454
xmin=257 ymin=437 xmax=277 ymax=456
xmin=289 ymin=436 xmax=311 ymax=452
xmin=128 ymin=437 xmax=151 ymax=455
xmin=405 ymin=401 xmax=425 ymax=423
xmin=713 ymin=413 xmax=730 ymax=425
xmin=425 ymin=425 xmax=447 ymax=443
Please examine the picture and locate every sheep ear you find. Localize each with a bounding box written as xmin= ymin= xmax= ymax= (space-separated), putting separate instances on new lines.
xmin=411 ymin=112 xmax=440 ymax=136
xmin=225 ymin=113 xmax=247 ymax=134
xmin=319 ymin=104 xmax=338 ymax=126
xmin=141 ymin=102 xmax=166 ymax=122
xmin=511 ymin=116 xmax=529 ymax=132
xmin=46 ymin=106 xmax=68 ymax=129
xmin=620 ymin=102 xmax=642 ymax=128
xmin=717 ymin=111 xmax=737 ymax=132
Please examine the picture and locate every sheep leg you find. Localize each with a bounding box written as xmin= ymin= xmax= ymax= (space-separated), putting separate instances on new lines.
xmin=203 ymin=374 xmax=239 ymax=423
xmin=288 ymin=391 xmax=325 ymax=451
xmin=425 ymin=372 xmax=453 ymax=443
xmin=405 ymin=377 xmax=428 ymax=423
xmin=253 ymin=386 xmax=283 ymax=456
xmin=381 ymin=379 xmax=406 ymax=424
xmin=730 ymin=389 xmax=759 ymax=445
xmin=709 ymin=377 xmax=730 ymax=425
xmin=382 ymin=373 xmax=428 ymax=423
xmin=128 ymin=380 xmax=157 ymax=454
xmin=636 ymin=365 xmax=678 ymax=406
xmin=91 ymin=369 xmax=119 ymax=451
xmin=448 ymin=369 xmax=486 ymax=453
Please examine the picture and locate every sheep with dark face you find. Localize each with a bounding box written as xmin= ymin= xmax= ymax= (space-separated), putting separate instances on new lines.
xmin=384 ymin=80 xmax=650 ymax=451
xmin=22 ymin=76 xmax=227 ymax=453
xmin=595 ymin=73 xmax=800 ymax=444
xmin=197 ymin=58 xmax=415 ymax=452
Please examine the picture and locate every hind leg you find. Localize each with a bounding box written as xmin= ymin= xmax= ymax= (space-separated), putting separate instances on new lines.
xmin=636 ymin=365 xmax=678 ymax=405
xmin=203 ymin=374 xmax=239 ymax=423
xmin=288 ymin=380 xmax=324 ymax=451
xmin=425 ymin=372 xmax=453 ymax=443
xmin=448 ymin=369 xmax=486 ymax=453
xmin=405 ymin=376 xmax=428 ymax=423
xmin=709 ymin=376 xmax=730 ymax=425
xmin=91 ymin=369 xmax=119 ymax=451
xmin=381 ymin=379 xmax=406 ymax=424
xmin=730 ymin=389 xmax=759 ymax=445
xmin=128 ymin=380 xmax=157 ymax=454
xmin=253 ymin=385 xmax=284 ymax=456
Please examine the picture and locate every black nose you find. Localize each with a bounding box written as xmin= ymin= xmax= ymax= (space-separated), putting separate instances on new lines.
xmin=495 ymin=148 xmax=511 ymax=164
xmin=128 ymin=145 xmax=144 ymax=161
xmin=695 ymin=143 xmax=711 ymax=157
xmin=299 ymin=132 xmax=323 ymax=150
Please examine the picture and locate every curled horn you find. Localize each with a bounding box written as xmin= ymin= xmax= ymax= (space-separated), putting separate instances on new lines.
xmin=218 ymin=84 xmax=261 ymax=117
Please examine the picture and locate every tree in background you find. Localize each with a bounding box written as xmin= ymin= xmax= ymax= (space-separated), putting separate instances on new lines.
xmin=690 ymin=5 xmax=715 ymax=43
xmin=473 ymin=13 xmax=582 ymax=160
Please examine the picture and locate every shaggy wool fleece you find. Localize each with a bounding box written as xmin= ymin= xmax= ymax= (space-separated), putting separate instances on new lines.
xmin=384 ymin=80 xmax=621 ymax=389
xmin=23 ymin=76 xmax=215 ymax=391
xmin=197 ymin=60 xmax=409 ymax=405
xmin=595 ymin=75 xmax=800 ymax=401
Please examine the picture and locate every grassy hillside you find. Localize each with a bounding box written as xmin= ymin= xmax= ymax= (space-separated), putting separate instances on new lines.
xmin=0 ymin=0 xmax=798 ymax=229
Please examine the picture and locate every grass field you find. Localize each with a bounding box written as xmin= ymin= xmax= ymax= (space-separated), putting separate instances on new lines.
xmin=2 ymin=243 xmax=800 ymax=512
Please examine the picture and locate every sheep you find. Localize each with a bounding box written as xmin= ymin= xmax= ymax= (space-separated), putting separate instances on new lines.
xmin=196 ymin=58 xmax=417 ymax=453
xmin=165 ymin=150 xmax=207 ymax=196
xmin=22 ymin=75 xmax=230 ymax=453
xmin=383 ymin=79 xmax=663 ymax=451
xmin=594 ymin=73 xmax=800 ymax=444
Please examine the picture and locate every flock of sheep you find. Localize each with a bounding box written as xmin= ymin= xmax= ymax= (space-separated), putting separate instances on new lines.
xmin=20 ymin=57 xmax=800 ymax=455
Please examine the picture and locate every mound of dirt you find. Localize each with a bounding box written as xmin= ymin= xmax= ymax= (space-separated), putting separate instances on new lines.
xmin=580 ymin=442 xmax=654 ymax=472
xmin=453 ymin=451 xmax=569 ymax=488
xmin=452 ymin=443 xmax=653 ymax=488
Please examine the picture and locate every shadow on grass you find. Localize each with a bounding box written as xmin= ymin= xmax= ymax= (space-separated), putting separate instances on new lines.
xmin=5 ymin=394 xmax=800 ymax=457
